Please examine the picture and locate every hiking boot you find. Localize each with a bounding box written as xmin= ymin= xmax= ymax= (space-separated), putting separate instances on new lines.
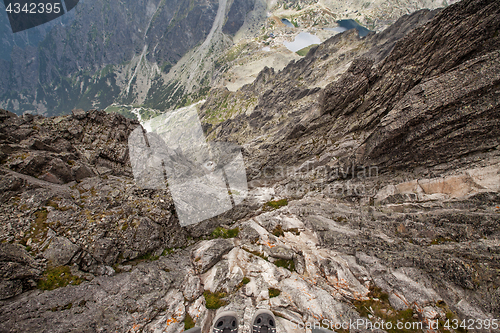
xmin=251 ymin=309 xmax=276 ymax=333
xmin=213 ymin=311 xmax=239 ymax=333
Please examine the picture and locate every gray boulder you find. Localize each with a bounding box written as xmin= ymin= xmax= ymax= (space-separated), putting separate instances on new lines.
xmin=43 ymin=237 xmax=80 ymax=267
xmin=191 ymin=239 xmax=234 ymax=274
xmin=0 ymin=243 xmax=42 ymax=300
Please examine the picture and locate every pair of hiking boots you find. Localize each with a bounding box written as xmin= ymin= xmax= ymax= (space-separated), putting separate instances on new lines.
xmin=185 ymin=309 xmax=276 ymax=333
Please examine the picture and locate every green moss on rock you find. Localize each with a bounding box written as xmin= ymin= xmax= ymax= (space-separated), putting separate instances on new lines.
xmin=268 ymin=287 xmax=281 ymax=298
xmin=274 ymin=258 xmax=295 ymax=272
xmin=184 ymin=313 xmax=195 ymax=330
xmin=37 ymin=266 xmax=83 ymax=291
xmin=263 ymin=199 xmax=288 ymax=211
xmin=211 ymin=227 xmax=239 ymax=239
xmin=203 ymin=290 xmax=227 ymax=309
xmin=353 ymin=285 xmax=423 ymax=333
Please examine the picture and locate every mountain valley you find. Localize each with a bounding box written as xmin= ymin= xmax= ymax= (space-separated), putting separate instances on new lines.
xmin=1 ymin=0 xmax=454 ymax=118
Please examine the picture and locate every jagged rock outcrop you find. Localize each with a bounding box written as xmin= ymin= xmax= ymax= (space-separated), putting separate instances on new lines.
xmin=0 ymin=252 xmax=194 ymax=333
xmin=200 ymin=7 xmax=446 ymax=178
xmin=0 ymin=109 xmax=192 ymax=279
xmin=202 ymin=0 xmax=499 ymax=178
xmin=356 ymin=48 xmax=500 ymax=170
xmin=0 ymin=243 xmax=44 ymax=300
xmin=1 ymin=179 xmax=498 ymax=331
xmin=0 ymin=108 xmax=138 ymax=184
xmin=193 ymin=0 xmax=499 ymax=329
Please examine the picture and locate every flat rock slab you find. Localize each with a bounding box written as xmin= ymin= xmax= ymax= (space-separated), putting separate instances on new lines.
xmin=191 ymin=239 xmax=234 ymax=274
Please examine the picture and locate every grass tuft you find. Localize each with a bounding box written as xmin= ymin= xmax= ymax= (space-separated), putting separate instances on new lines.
xmin=272 ymin=225 xmax=284 ymax=237
xmin=274 ymin=258 xmax=295 ymax=272
xmin=210 ymin=227 xmax=239 ymax=239
xmin=203 ymin=290 xmax=227 ymax=309
xmin=353 ymin=285 xmax=424 ymax=333
xmin=430 ymin=237 xmax=455 ymax=245
xmin=243 ymin=248 xmax=268 ymax=261
xmin=268 ymin=287 xmax=281 ymax=298
xmin=28 ymin=209 xmax=50 ymax=244
xmin=184 ymin=313 xmax=195 ymax=330
xmin=235 ymin=276 xmax=251 ymax=290
xmin=161 ymin=247 xmax=176 ymax=256
xmin=136 ymin=252 xmax=160 ymax=261
xmin=263 ymin=199 xmax=288 ymax=211
xmin=37 ymin=266 xmax=82 ymax=291
xmin=286 ymin=227 xmax=300 ymax=235
xmin=436 ymin=300 xmax=467 ymax=333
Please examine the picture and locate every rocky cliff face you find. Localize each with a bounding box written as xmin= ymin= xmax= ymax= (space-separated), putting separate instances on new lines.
xmin=203 ymin=0 xmax=499 ymax=178
xmin=0 ymin=0 xmax=499 ymax=332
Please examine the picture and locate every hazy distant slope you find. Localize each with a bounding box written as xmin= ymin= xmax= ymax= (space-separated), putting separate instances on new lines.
xmin=0 ymin=0 xmax=220 ymax=115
